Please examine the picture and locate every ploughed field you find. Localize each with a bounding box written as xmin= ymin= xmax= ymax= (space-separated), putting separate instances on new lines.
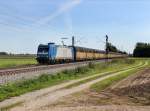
xmin=0 ymin=56 xmax=37 ymax=69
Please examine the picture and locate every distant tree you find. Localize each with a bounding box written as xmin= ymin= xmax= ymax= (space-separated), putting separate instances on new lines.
xmin=118 ymin=50 xmax=127 ymax=54
xmin=133 ymin=42 xmax=150 ymax=57
xmin=0 ymin=52 xmax=8 ymax=55
xmin=107 ymin=43 xmax=118 ymax=52
xmin=107 ymin=43 xmax=127 ymax=54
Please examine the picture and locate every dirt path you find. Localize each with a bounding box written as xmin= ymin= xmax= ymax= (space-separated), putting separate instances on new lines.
xmin=3 ymin=62 xmax=146 ymax=111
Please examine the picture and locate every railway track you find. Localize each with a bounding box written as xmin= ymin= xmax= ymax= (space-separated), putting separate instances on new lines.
xmin=0 ymin=60 xmax=107 ymax=85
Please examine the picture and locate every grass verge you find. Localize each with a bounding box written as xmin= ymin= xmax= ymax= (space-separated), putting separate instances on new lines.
xmin=90 ymin=64 xmax=146 ymax=92
xmin=63 ymin=62 xmax=143 ymax=89
xmin=0 ymin=59 xmax=137 ymax=102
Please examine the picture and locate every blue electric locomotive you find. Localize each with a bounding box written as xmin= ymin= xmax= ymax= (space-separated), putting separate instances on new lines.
xmin=36 ymin=43 xmax=75 ymax=64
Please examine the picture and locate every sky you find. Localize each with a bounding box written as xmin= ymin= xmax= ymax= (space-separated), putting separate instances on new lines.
xmin=0 ymin=0 xmax=150 ymax=54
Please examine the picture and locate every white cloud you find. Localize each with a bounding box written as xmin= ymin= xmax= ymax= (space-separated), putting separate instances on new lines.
xmin=34 ymin=0 xmax=82 ymax=27
xmin=0 ymin=0 xmax=82 ymax=32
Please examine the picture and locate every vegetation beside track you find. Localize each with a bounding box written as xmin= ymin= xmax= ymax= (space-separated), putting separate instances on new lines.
xmin=0 ymin=56 xmax=37 ymax=69
xmin=63 ymin=63 xmax=141 ymax=89
xmin=90 ymin=60 xmax=148 ymax=92
xmin=0 ymin=59 xmax=137 ymax=102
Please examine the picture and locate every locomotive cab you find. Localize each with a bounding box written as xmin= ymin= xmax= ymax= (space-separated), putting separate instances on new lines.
xmin=36 ymin=43 xmax=74 ymax=64
xmin=36 ymin=44 xmax=49 ymax=64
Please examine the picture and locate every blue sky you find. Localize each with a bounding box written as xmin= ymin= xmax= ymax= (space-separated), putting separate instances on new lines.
xmin=0 ymin=0 xmax=150 ymax=54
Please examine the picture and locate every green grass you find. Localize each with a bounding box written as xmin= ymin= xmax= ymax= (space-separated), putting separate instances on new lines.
xmin=63 ymin=73 xmax=112 ymax=89
xmin=0 ymin=57 xmax=37 ymax=69
xmin=63 ymin=62 xmax=142 ymax=89
xmin=90 ymin=65 xmax=146 ymax=92
xmin=0 ymin=59 xmax=138 ymax=102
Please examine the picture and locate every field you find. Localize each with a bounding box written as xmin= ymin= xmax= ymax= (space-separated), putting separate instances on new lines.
xmin=0 ymin=58 xmax=150 ymax=111
xmin=0 ymin=56 xmax=37 ymax=69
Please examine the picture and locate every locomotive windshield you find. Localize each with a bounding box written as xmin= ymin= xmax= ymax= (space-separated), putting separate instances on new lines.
xmin=38 ymin=47 xmax=48 ymax=53
xmin=37 ymin=45 xmax=49 ymax=54
xmin=36 ymin=45 xmax=49 ymax=63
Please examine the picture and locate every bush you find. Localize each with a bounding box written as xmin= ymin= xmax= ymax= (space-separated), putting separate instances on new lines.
xmin=38 ymin=75 xmax=49 ymax=82
xmin=88 ymin=62 xmax=95 ymax=68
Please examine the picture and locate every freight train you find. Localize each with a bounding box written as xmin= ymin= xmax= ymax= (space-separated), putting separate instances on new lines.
xmin=36 ymin=43 xmax=127 ymax=64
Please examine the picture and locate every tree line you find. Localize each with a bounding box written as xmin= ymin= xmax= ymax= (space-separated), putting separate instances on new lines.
xmin=133 ymin=42 xmax=150 ymax=57
xmin=0 ymin=52 xmax=36 ymax=56
xmin=107 ymin=43 xmax=127 ymax=54
xmin=0 ymin=52 xmax=8 ymax=55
